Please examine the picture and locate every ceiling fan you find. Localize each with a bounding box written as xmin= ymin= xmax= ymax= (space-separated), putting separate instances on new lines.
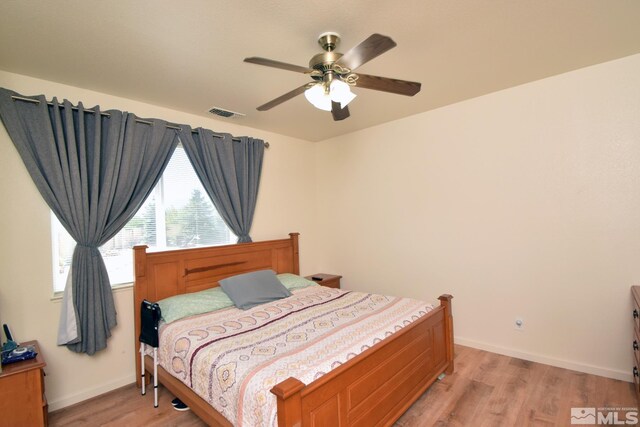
xmin=244 ymin=33 xmax=421 ymax=121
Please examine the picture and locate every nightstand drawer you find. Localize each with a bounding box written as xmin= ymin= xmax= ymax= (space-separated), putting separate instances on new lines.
xmin=635 ymin=328 xmax=640 ymax=370
xmin=633 ymin=287 xmax=640 ymax=334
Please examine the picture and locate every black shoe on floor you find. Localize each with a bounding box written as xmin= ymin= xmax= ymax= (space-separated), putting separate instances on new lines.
xmin=173 ymin=399 xmax=190 ymax=412
xmin=171 ymin=398 xmax=181 ymax=407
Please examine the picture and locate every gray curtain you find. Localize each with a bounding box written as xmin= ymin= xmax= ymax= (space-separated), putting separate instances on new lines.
xmin=0 ymin=88 xmax=179 ymax=355
xmin=178 ymin=126 xmax=264 ymax=243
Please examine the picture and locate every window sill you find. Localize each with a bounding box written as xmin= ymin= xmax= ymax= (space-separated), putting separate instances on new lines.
xmin=50 ymin=282 xmax=134 ymax=302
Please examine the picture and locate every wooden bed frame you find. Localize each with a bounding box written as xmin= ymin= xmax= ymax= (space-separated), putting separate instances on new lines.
xmin=133 ymin=233 xmax=454 ymax=427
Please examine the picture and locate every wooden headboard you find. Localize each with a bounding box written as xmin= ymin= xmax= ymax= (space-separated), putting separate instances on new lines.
xmin=133 ymin=232 xmax=300 ymax=386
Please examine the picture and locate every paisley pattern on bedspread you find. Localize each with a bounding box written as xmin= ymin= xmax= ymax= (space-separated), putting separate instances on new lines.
xmin=157 ymin=285 xmax=433 ymax=427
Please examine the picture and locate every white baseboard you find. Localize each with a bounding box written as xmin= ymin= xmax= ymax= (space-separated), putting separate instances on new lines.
xmin=48 ymin=374 xmax=137 ymax=412
xmin=47 ymin=338 xmax=631 ymax=411
xmin=455 ymin=336 xmax=632 ymax=383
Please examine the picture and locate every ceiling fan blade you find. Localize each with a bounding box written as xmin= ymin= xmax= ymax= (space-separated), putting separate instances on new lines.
xmin=337 ymin=34 xmax=397 ymax=71
xmin=354 ymin=73 xmax=421 ymax=96
xmin=244 ymin=57 xmax=311 ymax=74
xmin=256 ymin=84 xmax=308 ymax=111
xmin=331 ymin=102 xmax=350 ymax=121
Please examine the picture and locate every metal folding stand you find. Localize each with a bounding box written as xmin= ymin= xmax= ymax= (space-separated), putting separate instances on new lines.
xmin=139 ymin=300 xmax=162 ymax=408
xmin=140 ymin=343 xmax=159 ymax=407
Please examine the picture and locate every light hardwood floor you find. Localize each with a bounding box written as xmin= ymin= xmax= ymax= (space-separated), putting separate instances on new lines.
xmin=48 ymin=345 xmax=638 ymax=426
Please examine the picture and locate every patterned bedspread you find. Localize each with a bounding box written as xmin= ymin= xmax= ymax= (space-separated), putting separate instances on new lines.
xmin=157 ymin=285 xmax=433 ymax=427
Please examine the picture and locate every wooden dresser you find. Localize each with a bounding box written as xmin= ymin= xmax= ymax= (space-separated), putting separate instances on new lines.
xmin=632 ymin=287 xmax=640 ymax=402
xmin=306 ymin=273 xmax=342 ymax=289
xmin=0 ymin=340 xmax=47 ymax=426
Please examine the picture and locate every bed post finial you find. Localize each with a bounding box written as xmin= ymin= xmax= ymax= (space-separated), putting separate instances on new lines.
xmin=438 ymin=294 xmax=454 ymax=374
xmin=271 ymin=377 xmax=304 ymax=427
xmin=289 ymin=233 xmax=300 ymax=275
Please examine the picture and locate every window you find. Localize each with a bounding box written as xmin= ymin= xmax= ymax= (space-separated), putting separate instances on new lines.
xmin=52 ymin=144 xmax=236 ymax=293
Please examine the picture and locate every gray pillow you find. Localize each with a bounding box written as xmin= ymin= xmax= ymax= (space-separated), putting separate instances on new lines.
xmin=219 ymin=269 xmax=292 ymax=310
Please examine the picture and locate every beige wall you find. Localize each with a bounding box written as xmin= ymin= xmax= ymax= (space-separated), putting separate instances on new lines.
xmin=0 ymin=70 xmax=318 ymax=410
xmin=314 ymin=54 xmax=640 ymax=381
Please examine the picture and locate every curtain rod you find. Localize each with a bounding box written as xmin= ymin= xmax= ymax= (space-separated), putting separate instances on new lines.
xmin=11 ymin=95 xmax=269 ymax=148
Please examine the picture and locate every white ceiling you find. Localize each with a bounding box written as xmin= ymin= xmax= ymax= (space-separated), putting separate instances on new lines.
xmin=1 ymin=0 xmax=639 ymax=142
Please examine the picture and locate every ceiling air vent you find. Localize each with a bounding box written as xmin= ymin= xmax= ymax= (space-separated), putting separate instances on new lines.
xmin=208 ymin=106 xmax=246 ymax=118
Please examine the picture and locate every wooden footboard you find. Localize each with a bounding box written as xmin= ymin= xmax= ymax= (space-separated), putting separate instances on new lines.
xmin=271 ymin=295 xmax=454 ymax=427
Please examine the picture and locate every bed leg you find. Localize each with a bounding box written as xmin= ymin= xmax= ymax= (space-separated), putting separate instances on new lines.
xmin=438 ymin=294 xmax=454 ymax=374
xmin=271 ymin=377 xmax=304 ymax=427
xmin=140 ymin=343 xmax=146 ymax=396
xmin=153 ymin=347 xmax=159 ymax=408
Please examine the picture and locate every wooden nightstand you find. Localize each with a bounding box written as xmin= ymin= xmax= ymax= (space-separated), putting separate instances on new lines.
xmin=0 ymin=340 xmax=47 ymax=426
xmin=306 ymin=273 xmax=342 ymax=289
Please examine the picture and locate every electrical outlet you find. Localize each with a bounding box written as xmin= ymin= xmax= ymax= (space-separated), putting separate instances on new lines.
xmin=515 ymin=318 xmax=524 ymax=331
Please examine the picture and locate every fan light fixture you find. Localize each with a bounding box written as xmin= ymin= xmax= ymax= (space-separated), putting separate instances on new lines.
xmin=330 ymin=79 xmax=357 ymax=107
xmin=244 ymin=33 xmax=422 ymax=121
xmin=304 ymin=79 xmax=356 ymax=111
xmin=304 ymin=83 xmax=331 ymax=111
